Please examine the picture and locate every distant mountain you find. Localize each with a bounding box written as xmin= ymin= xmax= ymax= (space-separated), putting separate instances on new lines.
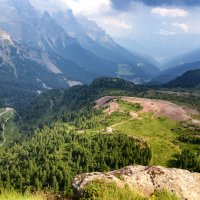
xmin=52 ymin=11 xmax=159 ymax=82
xmin=162 ymin=48 xmax=200 ymax=70
xmin=0 ymin=30 xmax=97 ymax=89
xmin=0 ymin=0 xmax=159 ymax=90
xmin=165 ymin=69 xmax=200 ymax=88
xmin=39 ymin=12 xmax=117 ymax=77
xmin=152 ymin=61 xmax=200 ymax=84
xmin=0 ymin=0 xmax=40 ymax=46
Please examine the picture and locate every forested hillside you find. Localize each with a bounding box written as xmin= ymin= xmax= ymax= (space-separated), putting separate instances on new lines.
xmin=0 ymin=122 xmax=151 ymax=195
xmin=19 ymin=78 xmax=143 ymax=130
xmin=166 ymin=69 xmax=200 ymax=87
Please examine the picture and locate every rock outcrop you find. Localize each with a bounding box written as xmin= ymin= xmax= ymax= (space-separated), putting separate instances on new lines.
xmin=72 ymin=165 xmax=200 ymax=200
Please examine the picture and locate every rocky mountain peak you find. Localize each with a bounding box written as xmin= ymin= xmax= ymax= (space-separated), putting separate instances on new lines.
xmin=0 ymin=30 xmax=13 ymax=44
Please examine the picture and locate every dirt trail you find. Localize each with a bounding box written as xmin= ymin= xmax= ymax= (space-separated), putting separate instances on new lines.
xmin=106 ymin=111 xmax=139 ymax=133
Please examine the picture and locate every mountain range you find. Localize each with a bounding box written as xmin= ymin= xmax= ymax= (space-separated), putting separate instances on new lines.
xmin=0 ymin=0 xmax=160 ymax=94
xmin=0 ymin=0 xmax=200 ymax=104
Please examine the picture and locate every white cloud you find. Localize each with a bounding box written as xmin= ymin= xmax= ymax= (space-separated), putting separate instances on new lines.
xmin=30 ymin=0 xmax=68 ymax=12
xmin=172 ymin=22 xmax=189 ymax=32
xmin=151 ymin=7 xmax=188 ymax=17
xmin=98 ymin=18 xmax=132 ymax=29
xmin=63 ymin=0 xmax=110 ymax=15
xmin=158 ymin=29 xmax=176 ymax=35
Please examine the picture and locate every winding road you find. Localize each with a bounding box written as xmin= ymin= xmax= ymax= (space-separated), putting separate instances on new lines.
xmin=0 ymin=108 xmax=13 ymax=147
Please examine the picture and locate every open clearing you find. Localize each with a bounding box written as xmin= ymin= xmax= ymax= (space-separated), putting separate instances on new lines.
xmin=94 ymin=96 xmax=200 ymax=166
xmin=96 ymin=96 xmax=199 ymax=122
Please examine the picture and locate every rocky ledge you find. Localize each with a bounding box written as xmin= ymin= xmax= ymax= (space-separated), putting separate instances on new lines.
xmin=72 ymin=165 xmax=200 ymax=200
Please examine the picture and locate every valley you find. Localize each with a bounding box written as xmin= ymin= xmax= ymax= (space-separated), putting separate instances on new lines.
xmin=0 ymin=0 xmax=200 ymax=199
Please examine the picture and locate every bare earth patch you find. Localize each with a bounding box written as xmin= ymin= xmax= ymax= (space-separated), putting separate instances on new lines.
xmin=95 ymin=96 xmax=200 ymax=130
xmin=104 ymin=102 xmax=119 ymax=115
xmin=121 ymin=97 xmax=199 ymax=122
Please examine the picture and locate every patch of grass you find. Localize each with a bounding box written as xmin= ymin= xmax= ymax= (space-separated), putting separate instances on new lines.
xmin=80 ymin=180 xmax=179 ymax=200
xmin=0 ymin=190 xmax=45 ymax=200
xmin=106 ymin=111 xmax=130 ymax=125
xmin=153 ymin=190 xmax=179 ymax=200
xmin=192 ymin=114 xmax=200 ymax=120
xmin=81 ymin=180 xmax=147 ymax=200
xmin=117 ymin=99 xmax=143 ymax=112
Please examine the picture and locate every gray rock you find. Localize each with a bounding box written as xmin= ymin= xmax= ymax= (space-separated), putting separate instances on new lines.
xmin=72 ymin=165 xmax=200 ymax=200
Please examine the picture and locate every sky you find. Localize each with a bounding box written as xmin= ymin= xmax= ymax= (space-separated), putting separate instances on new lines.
xmin=30 ymin=0 xmax=200 ymax=59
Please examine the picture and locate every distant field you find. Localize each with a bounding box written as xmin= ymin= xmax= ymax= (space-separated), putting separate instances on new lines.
xmin=117 ymin=64 xmax=133 ymax=76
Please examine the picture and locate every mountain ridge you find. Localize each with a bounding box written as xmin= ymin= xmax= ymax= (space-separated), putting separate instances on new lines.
xmin=153 ymin=61 xmax=200 ymax=84
xmin=165 ymin=69 xmax=200 ymax=87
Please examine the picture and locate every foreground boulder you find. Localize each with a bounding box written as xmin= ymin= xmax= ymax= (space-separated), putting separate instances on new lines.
xmin=72 ymin=165 xmax=200 ymax=200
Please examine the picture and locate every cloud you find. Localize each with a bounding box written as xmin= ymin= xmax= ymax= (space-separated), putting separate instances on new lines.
xmin=111 ymin=0 xmax=133 ymax=10
xmin=30 ymin=0 xmax=68 ymax=12
xmin=111 ymin=0 xmax=200 ymax=10
xmin=151 ymin=7 xmax=188 ymax=17
xmin=99 ymin=18 xmax=132 ymax=29
xmin=172 ymin=22 xmax=189 ymax=32
xmin=158 ymin=29 xmax=176 ymax=35
xmin=62 ymin=0 xmax=110 ymax=15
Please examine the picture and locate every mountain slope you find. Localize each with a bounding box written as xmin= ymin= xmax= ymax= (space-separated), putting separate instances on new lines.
xmin=165 ymin=69 xmax=200 ymax=87
xmin=52 ymin=11 xmax=159 ymax=81
xmin=0 ymin=0 xmax=160 ymax=85
xmin=39 ymin=12 xmax=117 ymax=77
xmin=0 ymin=0 xmax=40 ymax=46
xmin=153 ymin=61 xmax=200 ymax=84
xmin=0 ymin=30 xmax=101 ymax=108
xmin=0 ymin=31 xmax=96 ymax=88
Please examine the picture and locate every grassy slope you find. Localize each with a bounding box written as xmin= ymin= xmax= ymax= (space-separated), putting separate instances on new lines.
xmin=81 ymin=99 xmax=199 ymax=166
xmin=116 ymin=114 xmax=179 ymax=166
